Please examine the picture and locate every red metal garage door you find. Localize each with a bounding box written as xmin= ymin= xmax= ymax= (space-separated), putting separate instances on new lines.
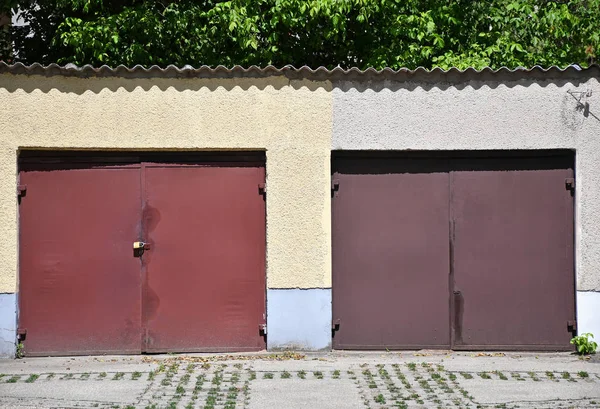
xmin=19 ymin=158 xmax=143 ymax=356
xmin=451 ymin=155 xmax=575 ymax=350
xmin=18 ymin=152 xmax=266 ymax=356
xmin=332 ymin=151 xmax=575 ymax=351
xmin=142 ymin=162 xmax=266 ymax=352
xmin=332 ymin=155 xmax=451 ymax=349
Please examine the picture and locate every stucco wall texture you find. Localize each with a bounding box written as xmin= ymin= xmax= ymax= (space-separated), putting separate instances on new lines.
xmin=332 ymin=78 xmax=600 ymax=292
xmin=0 ymin=74 xmax=333 ymax=293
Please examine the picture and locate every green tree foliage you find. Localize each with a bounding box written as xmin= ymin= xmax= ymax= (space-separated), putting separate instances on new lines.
xmin=2 ymin=0 xmax=600 ymax=69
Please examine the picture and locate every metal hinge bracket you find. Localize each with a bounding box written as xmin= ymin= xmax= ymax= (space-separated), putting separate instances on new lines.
xmin=259 ymin=323 xmax=267 ymax=335
xmin=258 ymin=183 xmax=266 ymax=197
xmin=565 ymin=178 xmax=575 ymax=191
xmin=332 ymin=319 xmax=341 ymax=330
xmin=331 ymin=180 xmax=340 ymax=192
xmin=17 ymin=327 xmax=27 ymax=341
xmin=567 ymin=320 xmax=577 ymax=331
xmin=17 ymin=185 xmax=27 ymax=198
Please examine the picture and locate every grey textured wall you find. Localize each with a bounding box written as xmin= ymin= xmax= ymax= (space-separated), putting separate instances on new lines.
xmin=332 ymin=78 xmax=600 ymax=292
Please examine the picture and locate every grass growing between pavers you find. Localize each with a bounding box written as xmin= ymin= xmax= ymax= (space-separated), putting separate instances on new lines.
xmin=392 ymin=364 xmax=412 ymax=389
xmin=562 ymin=371 xmax=577 ymax=382
xmin=184 ymin=373 xmax=205 ymax=409
xmin=492 ymin=371 xmax=508 ymax=380
xmin=24 ymin=374 xmax=39 ymax=383
xmin=360 ymin=363 xmax=475 ymax=409
xmin=136 ymin=361 xmax=253 ymax=409
xmin=204 ymin=369 xmax=225 ymax=409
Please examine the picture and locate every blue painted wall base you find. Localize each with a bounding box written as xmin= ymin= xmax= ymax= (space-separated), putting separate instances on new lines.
xmin=0 ymin=293 xmax=16 ymax=358
xmin=267 ymin=289 xmax=331 ymax=351
xmin=577 ymin=291 xmax=600 ymax=341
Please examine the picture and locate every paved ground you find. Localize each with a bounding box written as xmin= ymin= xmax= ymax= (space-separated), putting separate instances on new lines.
xmin=0 ymin=351 xmax=599 ymax=408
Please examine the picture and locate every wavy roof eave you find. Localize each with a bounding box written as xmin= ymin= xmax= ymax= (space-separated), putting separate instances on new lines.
xmin=1 ymin=62 xmax=598 ymax=82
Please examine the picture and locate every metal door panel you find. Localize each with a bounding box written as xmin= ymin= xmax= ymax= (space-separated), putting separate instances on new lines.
xmin=332 ymin=157 xmax=450 ymax=349
xmin=142 ymin=164 xmax=266 ymax=352
xmin=19 ymin=165 xmax=142 ymax=356
xmin=451 ymin=156 xmax=575 ymax=350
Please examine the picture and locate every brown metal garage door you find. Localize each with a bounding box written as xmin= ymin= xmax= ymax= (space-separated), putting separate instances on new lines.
xmin=451 ymin=155 xmax=575 ymax=350
xmin=332 ymin=156 xmax=451 ymax=349
xmin=18 ymin=152 xmax=266 ymax=356
xmin=332 ymin=151 xmax=575 ymax=351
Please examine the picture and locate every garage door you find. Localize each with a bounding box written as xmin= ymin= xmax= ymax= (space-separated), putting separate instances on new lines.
xmin=332 ymin=156 xmax=451 ymax=349
xmin=18 ymin=152 xmax=266 ymax=356
xmin=332 ymin=151 xmax=575 ymax=351
xmin=451 ymin=156 xmax=575 ymax=350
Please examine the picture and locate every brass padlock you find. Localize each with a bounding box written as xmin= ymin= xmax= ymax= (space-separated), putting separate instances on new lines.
xmin=133 ymin=241 xmax=145 ymax=250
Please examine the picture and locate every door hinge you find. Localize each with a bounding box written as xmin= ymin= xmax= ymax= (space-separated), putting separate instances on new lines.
xmin=332 ymin=319 xmax=341 ymax=330
xmin=567 ymin=320 xmax=577 ymax=331
xmin=17 ymin=185 xmax=27 ymax=198
xmin=17 ymin=327 xmax=27 ymax=341
xmin=258 ymin=323 xmax=267 ymax=335
xmin=565 ymin=178 xmax=575 ymax=191
xmin=258 ymin=183 xmax=266 ymax=197
xmin=331 ymin=180 xmax=340 ymax=192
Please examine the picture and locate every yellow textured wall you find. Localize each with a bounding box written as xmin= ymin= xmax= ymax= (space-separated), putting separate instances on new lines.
xmin=0 ymin=74 xmax=333 ymax=292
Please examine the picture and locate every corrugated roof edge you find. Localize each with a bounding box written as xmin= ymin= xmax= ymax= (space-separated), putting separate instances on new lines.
xmin=1 ymin=62 xmax=599 ymax=82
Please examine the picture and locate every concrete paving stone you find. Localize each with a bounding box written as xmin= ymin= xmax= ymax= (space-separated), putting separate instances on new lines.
xmin=0 ymin=356 xmax=156 ymax=375
xmin=0 ymin=378 xmax=148 ymax=403
xmin=248 ymin=378 xmax=363 ymax=409
xmin=0 ymin=352 xmax=598 ymax=408
xmin=457 ymin=376 xmax=600 ymax=405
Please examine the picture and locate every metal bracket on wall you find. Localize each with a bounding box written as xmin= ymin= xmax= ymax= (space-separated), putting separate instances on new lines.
xmin=332 ymin=319 xmax=341 ymax=331
xmin=331 ymin=180 xmax=340 ymax=193
xmin=565 ymin=178 xmax=575 ymax=192
xmin=258 ymin=183 xmax=266 ymax=198
xmin=567 ymin=320 xmax=577 ymax=332
xmin=16 ymin=327 xmax=27 ymax=341
xmin=17 ymin=184 xmax=27 ymax=198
